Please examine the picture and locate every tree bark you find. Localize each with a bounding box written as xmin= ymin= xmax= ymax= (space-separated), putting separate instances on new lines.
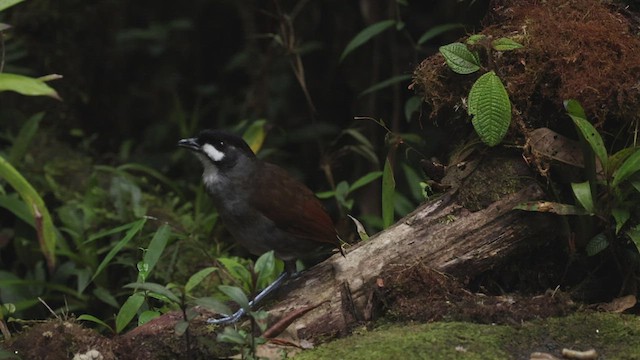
xmin=265 ymin=183 xmax=558 ymax=340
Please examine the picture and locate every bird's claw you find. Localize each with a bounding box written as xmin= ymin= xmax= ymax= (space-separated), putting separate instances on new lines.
xmin=207 ymin=308 xmax=246 ymax=325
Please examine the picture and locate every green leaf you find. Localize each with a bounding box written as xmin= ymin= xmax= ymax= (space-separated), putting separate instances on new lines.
xmin=468 ymin=71 xmax=511 ymax=146
xmin=491 ymin=37 xmax=524 ymax=51
xmin=585 ymin=233 xmax=609 ymax=256
xmin=340 ymin=20 xmax=396 ymax=62
xmin=564 ymin=99 xmax=608 ymax=169
xmin=612 ymin=207 xmax=630 ymax=234
xmin=343 ymin=128 xmax=375 ymax=151
xmin=92 ymin=218 xmax=147 ymax=281
xmin=358 ymin=74 xmax=412 ymax=98
xmin=242 ymin=119 xmax=268 ymax=154
xmin=218 ymin=257 xmax=252 ymax=292
xmin=466 ymin=34 xmax=487 ymax=45
xmin=142 ymin=224 xmax=171 ymax=276
xmin=9 ymin=112 xmax=44 ymax=164
xmin=138 ymin=310 xmax=161 ymax=326
xmin=627 ymin=225 xmax=640 ymax=250
xmin=218 ymin=285 xmax=250 ymax=311
xmin=382 ymin=157 xmax=396 ymax=229
xmin=217 ymin=327 xmax=247 ymax=345
xmin=571 ymin=181 xmax=595 ymax=213
xmin=439 ymin=42 xmax=481 ymax=74
xmin=613 ymin=148 xmax=640 ymax=187
xmin=0 ymin=0 xmax=24 ymax=12
xmin=124 ymin=282 xmax=181 ymax=304
xmin=93 ymin=286 xmax=119 ymax=308
xmin=350 ymin=171 xmax=383 ymax=193
xmin=0 ymin=73 xmax=61 ymax=99
xmin=185 ymin=266 xmax=217 ymax=293
xmin=254 ymin=251 xmax=278 ymax=290
xmin=116 ymin=293 xmax=145 ymax=333
xmin=417 ymin=23 xmax=464 ymax=45
xmin=404 ymin=96 xmax=423 ymax=122
xmin=0 ymin=155 xmax=57 ymax=269
xmin=77 ymin=314 xmax=114 ymax=333
xmin=194 ymin=297 xmax=232 ymax=316
xmin=0 ymin=194 xmax=34 ymax=226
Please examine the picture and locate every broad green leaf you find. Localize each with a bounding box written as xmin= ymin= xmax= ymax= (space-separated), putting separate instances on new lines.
xmin=340 ymin=20 xmax=396 ymax=62
xmin=439 ymin=42 xmax=481 ymax=74
xmin=138 ymin=310 xmax=161 ymax=326
xmin=116 ymin=293 xmax=145 ymax=333
xmin=612 ymin=207 xmax=630 ymax=234
xmin=185 ymin=266 xmax=217 ymax=293
xmin=255 ymin=251 xmax=282 ymax=290
xmin=92 ymin=218 xmax=147 ymax=281
xmin=349 ymin=171 xmax=383 ymax=193
xmin=382 ymin=157 xmax=396 ymax=228
xmin=343 ymin=128 xmax=375 ymax=151
xmin=359 ymin=74 xmax=412 ymax=98
xmin=218 ymin=257 xmax=252 ymax=292
xmin=402 ymin=163 xmax=425 ymax=202
xmin=93 ymin=286 xmax=119 ymax=308
xmin=613 ymin=148 xmax=640 ymax=187
xmin=0 ymin=73 xmax=60 ymax=99
xmin=9 ymin=112 xmax=44 ymax=164
xmin=142 ymin=224 xmax=171 ymax=276
xmin=0 ymin=0 xmax=24 ymax=12
xmin=417 ymin=23 xmax=464 ymax=45
xmin=571 ymin=181 xmax=594 ymax=213
xmin=218 ymin=285 xmax=250 ymax=311
xmin=491 ymin=37 xmax=524 ymax=51
xmin=585 ymin=233 xmax=609 ymax=256
xmin=217 ymin=327 xmax=247 ymax=345
xmin=513 ymin=201 xmax=589 ymax=215
xmin=0 ymin=194 xmax=34 ymax=226
xmin=466 ymin=34 xmax=487 ymax=45
xmin=608 ymin=147 xmax=637 ymax=177
xmin=468 ymin=71 xmax=511 ymax=146
xmin=627 ymin=225 xmax=640 ymax=250
xmin=77 ymin=314 xmax=114 ymax=333
xmin=194 ymin=297 xmax=232 ymax=316
xmin=0 ymin=155 xmax=57 ymax=269
xmin=404 ymin=96 xmax=423 ymax=122
xmin=124 ymin=282 xmax=181 ymax=304
xmin=242 ymin=119 xmax=268 ymax=154
xmin=564 ymin=99 xmax=608 ymax=169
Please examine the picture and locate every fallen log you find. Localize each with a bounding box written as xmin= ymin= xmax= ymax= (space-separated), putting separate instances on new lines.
xmin=265 ymin=180 xmax=558 ymax=341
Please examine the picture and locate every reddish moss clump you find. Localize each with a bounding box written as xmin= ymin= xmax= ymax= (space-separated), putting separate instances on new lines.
xmin=413 ymin=0 xmax=640 ymax=138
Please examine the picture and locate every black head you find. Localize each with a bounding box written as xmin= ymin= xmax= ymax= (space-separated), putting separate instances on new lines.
xmin=178 ymin=130 xmax=256 ymax=168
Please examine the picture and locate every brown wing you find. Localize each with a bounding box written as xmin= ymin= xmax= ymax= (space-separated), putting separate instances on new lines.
xmin=249 ymin=163 xmax=339 ymax=248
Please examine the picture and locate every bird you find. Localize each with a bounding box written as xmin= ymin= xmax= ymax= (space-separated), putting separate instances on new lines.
xmin=178 ymin=129 xmax=343 ymax=323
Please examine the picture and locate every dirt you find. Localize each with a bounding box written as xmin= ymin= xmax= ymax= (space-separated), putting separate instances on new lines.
xmin=379 ymin=263 xmax=576 ymax=325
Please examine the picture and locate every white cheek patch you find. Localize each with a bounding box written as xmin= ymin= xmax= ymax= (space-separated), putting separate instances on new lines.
xmin=202 ymin=143 xmax=225 ymax=162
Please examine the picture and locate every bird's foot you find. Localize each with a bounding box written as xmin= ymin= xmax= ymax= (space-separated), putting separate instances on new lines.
xmin=207 ymin=308 xmax=246 ymax=325
xmin=206 ymin=271 xmax=290 ymax=325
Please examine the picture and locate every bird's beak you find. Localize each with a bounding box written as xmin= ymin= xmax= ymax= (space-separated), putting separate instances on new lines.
xmin=178 ymin=138 xmax=200 ymax=151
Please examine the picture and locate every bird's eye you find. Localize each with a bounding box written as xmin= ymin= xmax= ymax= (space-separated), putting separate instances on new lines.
xmin=218 ymin=140 xmax=225 ymax=149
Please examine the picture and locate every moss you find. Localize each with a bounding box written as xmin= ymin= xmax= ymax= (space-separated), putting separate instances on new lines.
xmin=296 ymin=313 xmax=640 ymax=359
xmin=296 ymin=322 xmax=510 ymax=360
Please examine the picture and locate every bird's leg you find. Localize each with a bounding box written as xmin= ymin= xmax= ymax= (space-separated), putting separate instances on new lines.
xmin=207 ymin=271 xmax=290 ymax=325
